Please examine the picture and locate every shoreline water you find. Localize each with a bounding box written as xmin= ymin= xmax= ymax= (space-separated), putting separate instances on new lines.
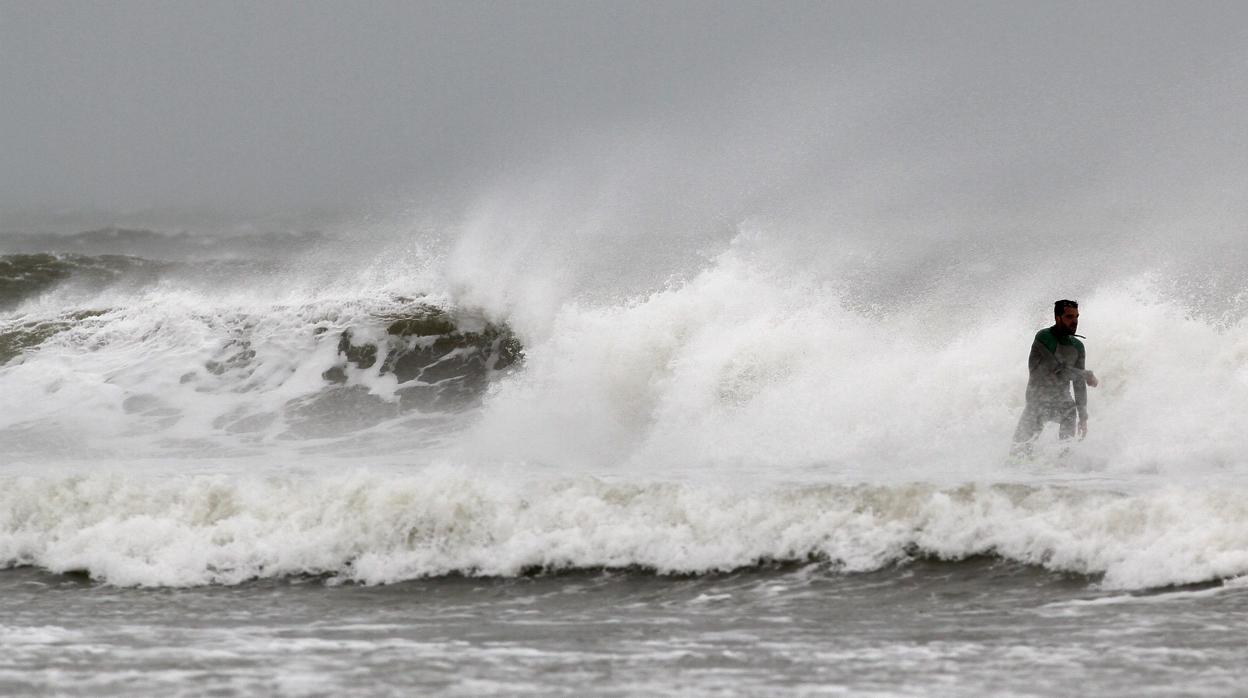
xmin=4 ymin=561 xmax=1246 ymax=696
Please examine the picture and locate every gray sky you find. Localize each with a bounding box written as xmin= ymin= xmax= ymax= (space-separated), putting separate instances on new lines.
xmin=3 ymin=1 xmax=1247 ymax=231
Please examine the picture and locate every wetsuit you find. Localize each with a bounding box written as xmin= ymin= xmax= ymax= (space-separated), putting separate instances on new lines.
xmin=1012 ymin=326 xmax=1088 ymax=450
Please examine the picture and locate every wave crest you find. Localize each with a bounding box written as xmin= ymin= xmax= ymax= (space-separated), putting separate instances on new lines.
xmin=3 ymin=472 xmax=1244 ymax=589
xmin=0 ymin=297 xmax=522 ymax=454
xmin=0 ymin=253 xmax=165 ymax=309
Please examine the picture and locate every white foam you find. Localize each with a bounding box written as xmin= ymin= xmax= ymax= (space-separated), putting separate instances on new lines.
xmin=5 ymin=228 xmax=1247 ymax=477
xmin=5 ymin=218 xmax=1248 ymax=598
xmin=0 ymin=289 xmax=476 ymax=456
xmin=462 ymin=250 xmax=1248 ymax=478
xmin=3 ymin=468 xmax=1247 ymax=589
xmin=0 ymin=624 xmax=82 ymax=644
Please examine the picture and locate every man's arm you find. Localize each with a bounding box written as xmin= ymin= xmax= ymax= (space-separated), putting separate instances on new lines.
xmin=1073 ymin=351 xmax=1088 ymax=421
xmin=1029 ymin=336 xmax=1057 ymax=376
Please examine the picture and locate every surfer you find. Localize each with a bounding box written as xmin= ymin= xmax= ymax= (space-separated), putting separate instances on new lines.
xmin=1011 ymin=299 xmax=1099 ymax=456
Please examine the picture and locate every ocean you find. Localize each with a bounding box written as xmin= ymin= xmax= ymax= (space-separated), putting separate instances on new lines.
xmin=2 ymin=227 xmax=1248 ymax=696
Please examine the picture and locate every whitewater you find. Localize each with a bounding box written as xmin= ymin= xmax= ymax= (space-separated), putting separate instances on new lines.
xmin=4 ymin=225 xmax=1248 ymax=586
xmin=1 ymin=215 xmax=1246 ymax=696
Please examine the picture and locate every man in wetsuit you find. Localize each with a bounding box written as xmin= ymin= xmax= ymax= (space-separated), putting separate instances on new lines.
xmin=1011 ymin=299 xmax=1099 ymax=455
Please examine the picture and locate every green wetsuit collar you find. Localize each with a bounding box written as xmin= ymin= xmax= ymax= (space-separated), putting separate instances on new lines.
xmin=1047 ymin=325 xmax=1075 ymax=345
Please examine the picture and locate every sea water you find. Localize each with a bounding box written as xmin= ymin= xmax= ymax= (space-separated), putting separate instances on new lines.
xmin=2 ymin=224 xmax=1248 ymax=695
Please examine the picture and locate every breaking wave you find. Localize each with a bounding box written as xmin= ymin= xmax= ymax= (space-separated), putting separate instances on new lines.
xmin=3 ymin=226 xmax=1247 ymax=593
xmin=3 ymin=470 xmax=1246 ymax=589
xmin=0 ymin=253 xmax=168 ymax=309
xmin=0 ymin=293 xmax=520 ymax=456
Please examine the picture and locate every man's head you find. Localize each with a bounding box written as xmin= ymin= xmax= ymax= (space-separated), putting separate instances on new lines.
xmin=1053 ymin=299 xmax=1079 ymax=335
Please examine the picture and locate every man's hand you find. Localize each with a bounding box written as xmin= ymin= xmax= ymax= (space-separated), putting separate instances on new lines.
xmin=1078 ymin=418 xmax=1088 ymax=439
xmin=1085 ymin=370 xmax=1099 ymax=388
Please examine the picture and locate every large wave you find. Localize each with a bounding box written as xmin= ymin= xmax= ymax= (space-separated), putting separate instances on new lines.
xmin=459 ymin=247 xmax=1248 ymax=478
xmin=3 ymin=469 xmax=1246 ymax=589
xmin=3 ymin=238 xmax=1247 ymax=473
xmin=0 ymin=253 xmax=169 ymax=310
xmin=2 ymin=221 xmax=1247 ymax=590
xmin=0 ymin=286 xmax=519 ymax=457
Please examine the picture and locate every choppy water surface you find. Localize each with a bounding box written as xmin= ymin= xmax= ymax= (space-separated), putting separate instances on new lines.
xmin=4 ymin=563 xmax=1248 ymax=697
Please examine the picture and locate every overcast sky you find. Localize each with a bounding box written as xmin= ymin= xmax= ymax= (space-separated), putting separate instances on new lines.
xmin=2 ymin=1 xmax=1246 ymax=230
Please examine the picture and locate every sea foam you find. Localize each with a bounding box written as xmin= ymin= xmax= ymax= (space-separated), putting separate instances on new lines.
xmin=3 ymin=469 xmax=1246 ymax=589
